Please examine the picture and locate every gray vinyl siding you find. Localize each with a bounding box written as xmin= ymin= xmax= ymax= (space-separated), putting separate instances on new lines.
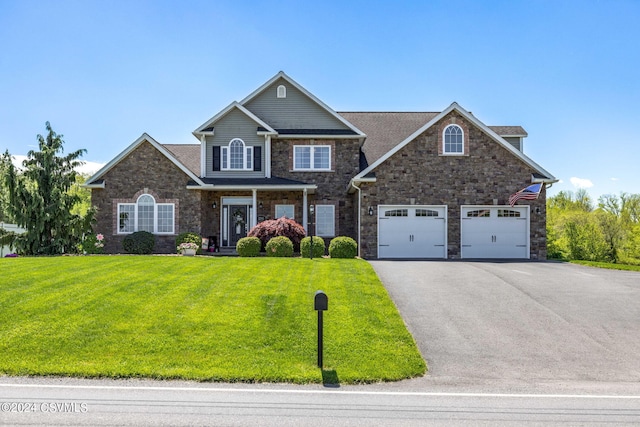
xmin=205 ymin=109 xmax=265 ymax=178
xmin=503 ymin=137 xmax=522 ymax=152
xmin=244 ymin=77 xmax=350 ymax=130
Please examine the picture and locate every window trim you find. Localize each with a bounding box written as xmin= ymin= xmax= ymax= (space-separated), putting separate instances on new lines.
xmin=117 ymin=194 xmax=175 ymax=235
xmin=221 ymin=138 xmax=253 ymax=171
xmin=443 ymin=124 xmax=464 ymax=155
xmin=277 ymin=84 xmax=286 ymax=98
xmin=315 ymin=204 xmax=335 ymax=237
xmin=293 ymin=145 xmax=331 ymax=171
xmin=275 ymin=204 xmax=295 ymax=219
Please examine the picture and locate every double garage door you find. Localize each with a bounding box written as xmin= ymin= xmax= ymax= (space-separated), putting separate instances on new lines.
xmin=378 ymin=205 xmax=529 ymax=259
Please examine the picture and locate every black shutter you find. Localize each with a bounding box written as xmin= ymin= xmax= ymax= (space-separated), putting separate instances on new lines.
xmin=213 ymin=146 xmax=220 ymax=171
xmin=253 ymin=146 xmax=262 ymax=171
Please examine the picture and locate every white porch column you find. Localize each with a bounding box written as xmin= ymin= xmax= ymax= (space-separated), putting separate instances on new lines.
xmin=302 ymin=188 xmax=308 ymax=233
xmin=200 ymin=135 xmax=206 ymax=177
xmin=265 ymin=135 xmax=271 ymax=178
xmin=252 ymin=189 xmax=258 ymax=227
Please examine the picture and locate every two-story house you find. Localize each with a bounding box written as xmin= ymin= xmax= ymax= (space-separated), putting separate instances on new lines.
xmin=86 ymin=71 xmax=556 ymax=259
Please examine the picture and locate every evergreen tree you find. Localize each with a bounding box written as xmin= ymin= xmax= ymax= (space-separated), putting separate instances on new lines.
xmin=2 ymin=123 xmax=94 ymax=255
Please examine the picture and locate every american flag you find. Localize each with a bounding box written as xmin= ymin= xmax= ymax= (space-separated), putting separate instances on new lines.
xmin=509 ymin=183 xmax=542 ymax=206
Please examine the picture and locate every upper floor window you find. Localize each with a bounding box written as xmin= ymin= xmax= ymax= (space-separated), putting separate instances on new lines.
xmin=443 ymin=124 xmax=464 ymax=154
xmin=222 ymin=138 xmax=253 ymax=170
xmin=118 ymin=194 xmax=175 ymax=234
xmin=277 ymin=85 xmax=286 ymax=98
xmin=293 ymin=145 xmax=331 ymax=171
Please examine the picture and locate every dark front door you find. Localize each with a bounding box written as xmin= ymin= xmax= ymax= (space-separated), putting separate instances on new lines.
xmin=229 ymin=205 xmax=248 ymax=246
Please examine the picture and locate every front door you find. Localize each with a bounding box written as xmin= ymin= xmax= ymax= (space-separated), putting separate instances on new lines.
xmin=229 ymin=205 xmax=248 ymax=246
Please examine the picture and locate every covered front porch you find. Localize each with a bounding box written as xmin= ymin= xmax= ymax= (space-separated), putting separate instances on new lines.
xmin=189 ymin=177 xmax=316 ymax=249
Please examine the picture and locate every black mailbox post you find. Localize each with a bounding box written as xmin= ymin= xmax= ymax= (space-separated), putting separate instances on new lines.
xmin=314 ymin=291 xmax=328 ymax=368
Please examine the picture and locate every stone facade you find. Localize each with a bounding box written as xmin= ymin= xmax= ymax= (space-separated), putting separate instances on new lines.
xmin=92 ymin=141 xmax=201 ymax=254
xmin=270 ymin=138 xmax=361 ymax=240
xmin=358 ymin=111 xmax=547 ymax=259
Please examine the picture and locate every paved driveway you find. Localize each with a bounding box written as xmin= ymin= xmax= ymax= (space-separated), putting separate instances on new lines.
xmin=369 ymin=261 xmax=640 ymax=392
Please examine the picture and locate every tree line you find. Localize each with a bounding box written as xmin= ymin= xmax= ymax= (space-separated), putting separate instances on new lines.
xmin=547 ymin=189 xmax=640 ymax=265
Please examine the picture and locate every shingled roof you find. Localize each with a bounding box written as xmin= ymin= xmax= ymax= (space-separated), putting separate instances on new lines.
xmin=163 ymin=144 xmax=200 ymax=176
xmin=339 ymin=111 xmax=528 ymax=168
xmin=338 ymin=112 xmax=439 ymax=168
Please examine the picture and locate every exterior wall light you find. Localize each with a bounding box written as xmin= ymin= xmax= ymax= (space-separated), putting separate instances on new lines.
xmin=212 ymin=201 xmax=217 ymax=209
xmin=368 ymin=206 xmax=374 ymax=216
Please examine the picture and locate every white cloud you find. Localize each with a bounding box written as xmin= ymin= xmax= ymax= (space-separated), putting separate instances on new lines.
xmin=9 ymin=154 xmax=104 ymax=175
xmin=570 ymin=177 xmax=594 ymax=189
xmin=77 ymin=161 xmax=105 ymax=176
xmin=610 ymin=177 xmax=619 ymax=181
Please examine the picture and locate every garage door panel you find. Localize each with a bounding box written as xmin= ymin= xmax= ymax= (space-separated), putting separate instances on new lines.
xmin=378 ymin=206 xmax=446 ymax=259
xmin=461 ymin=206 xmax=529 ymax=259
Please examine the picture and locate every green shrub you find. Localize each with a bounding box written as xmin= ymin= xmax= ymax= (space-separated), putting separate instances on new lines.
xmin=81 ymin=233 xmax=105 ymax=254
xmin=237 ymin=237 xmax=262 ymax=257
xmin=248 ymin=217 xmax=306 ymax=251
xmin=329 ymin=236 xmax=357 ymax=258
xmin=300 ymin=236 xmax=325 ymax=258
xmin=265 ymin=236 xmax=293 ymax=257
xmin=175 ymin=232 xmax=202 ymax=254
xmin=123 ymin=231 xmax=155 ymax=254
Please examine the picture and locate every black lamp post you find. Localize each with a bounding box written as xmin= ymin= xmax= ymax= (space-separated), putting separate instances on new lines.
xmin=309 ymin=204 xmax=315 ymax=260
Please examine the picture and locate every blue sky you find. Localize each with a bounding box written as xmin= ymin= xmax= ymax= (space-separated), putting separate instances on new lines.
xmin=1 ymin=0 xmax=638 ymax=200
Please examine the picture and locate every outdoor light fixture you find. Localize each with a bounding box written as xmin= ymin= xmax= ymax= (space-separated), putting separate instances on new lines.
xmin=368 ymin=206 xmax=374 ymax=216
xmin=259 ymin=201 xmax=263 ymax=209
xmin=309 ymin=205 xmax=315 ymax=260
xmin=212 ymin=201 xmax=217 ymax=209
xmin=535 ymin=207 xmax=541 ymax=214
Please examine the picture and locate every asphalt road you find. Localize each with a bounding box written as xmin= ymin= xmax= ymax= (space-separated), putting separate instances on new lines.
xmin=1 ymin=380 xmax=640 ymax=426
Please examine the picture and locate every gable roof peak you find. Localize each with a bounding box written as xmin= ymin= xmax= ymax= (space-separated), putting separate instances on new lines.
xmin=193 ymin=101 xmax=276 ymax=136
xmin=84 ymin=133 xmax=204 ymax=188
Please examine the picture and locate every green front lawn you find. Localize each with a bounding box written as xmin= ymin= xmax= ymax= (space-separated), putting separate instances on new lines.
xmin=571 ymin=260 xmax=640 ymax=272
xmin=0 ymin=256 xmax=425 ymax=384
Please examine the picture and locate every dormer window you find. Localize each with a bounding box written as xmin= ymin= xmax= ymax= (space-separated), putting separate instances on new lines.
xmin=277 ymin=85 xmax=286 ymax=98
xmin=443 ymin=125 xmax=464 ymax=154
xmin=222 ymin=138 xmax=253 ymax=170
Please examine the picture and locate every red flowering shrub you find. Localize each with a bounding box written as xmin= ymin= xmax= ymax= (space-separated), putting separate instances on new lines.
xmin=248 ymin=217 xmax=306 ymax=251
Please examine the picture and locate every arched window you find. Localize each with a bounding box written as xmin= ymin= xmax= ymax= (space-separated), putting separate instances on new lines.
xmin=137 ymin=194 xmax=155 ymax=232
xmin=277 ymin=84 xmax=286 ymax=98
xmin=118 ymin=194 xmax=175 ymax=234
xmin=443 ymin=124 xmax=464 ymax=154
xmin=222 ymin=138 xmax=253 ymax=170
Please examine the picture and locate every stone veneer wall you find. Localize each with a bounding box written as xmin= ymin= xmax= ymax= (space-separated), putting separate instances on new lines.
xmin=91 ymin=141 xmax=202 ymax=254
xmin=358 ymin=111 xmax=547 ymax=259
xmin=270 ymin=138 xmax=360 ymax=240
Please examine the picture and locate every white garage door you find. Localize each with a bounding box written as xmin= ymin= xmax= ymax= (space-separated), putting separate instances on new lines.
xmin=461 ymin=206 xmax=529 ymax=259
xmin=378 ymin=206 xmax=447 ymax=259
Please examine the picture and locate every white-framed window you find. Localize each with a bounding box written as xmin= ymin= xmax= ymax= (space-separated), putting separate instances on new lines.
xmin=277 ymin=84 xmax=286 ymax=98
xmin=443 ymin=124 xmax=464 ymax=154
xmin=293 ymin=145 xmax=331 ymax=171
xmin=275 ymin=204 xmax=294 ymax=219
xmin=118 ymin=194 xmax=175 ymax=234
xmin=315 ymin=205 xmax=335 ymax=237
xmin=221 ymin=138 xmax=253 ymax=170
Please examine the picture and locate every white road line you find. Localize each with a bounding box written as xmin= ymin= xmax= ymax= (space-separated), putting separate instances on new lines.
xmin=1 ymin=383 xmax=639 ymax=399
xmin=511 ymin=269 xmax=532 ymax=275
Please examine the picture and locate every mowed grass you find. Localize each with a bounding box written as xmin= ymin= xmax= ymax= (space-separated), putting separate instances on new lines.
xmin=571 ymin=260 xmax=640 ymax=272
xmin=0 ymin=256 xmax=425 ymax=384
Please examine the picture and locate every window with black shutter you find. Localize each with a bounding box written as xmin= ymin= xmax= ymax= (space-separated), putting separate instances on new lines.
xmin=253 ymin=146 xmax=262 ymax=171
